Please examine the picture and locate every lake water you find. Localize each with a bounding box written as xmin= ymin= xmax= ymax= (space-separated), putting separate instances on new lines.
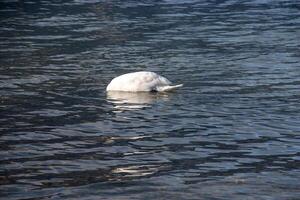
xmin=1 ymin=0 xmax=300 ymax=199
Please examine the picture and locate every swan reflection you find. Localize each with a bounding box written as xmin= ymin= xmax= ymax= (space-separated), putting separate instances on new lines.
xmin=112 ymin=164 xmax=167 ymax=177
xmin=107 ymin=91 xmax=169 ymax=111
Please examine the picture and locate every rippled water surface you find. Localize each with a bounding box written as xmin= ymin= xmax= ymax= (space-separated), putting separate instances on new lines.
xmin=1 ymin=0 xmax=300 ymax=199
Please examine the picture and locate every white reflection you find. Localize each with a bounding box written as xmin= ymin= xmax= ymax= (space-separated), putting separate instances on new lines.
xmin=106 ymin=91 xmax=169 ymax=112
xmin=112 ymin=164 xmax=166 ymax=177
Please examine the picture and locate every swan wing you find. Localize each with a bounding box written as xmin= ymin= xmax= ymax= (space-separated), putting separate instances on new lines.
xmin=107 ymin=72 xmax=170 ymax=92
xmin=106 ymin=71 xmax=181 ymax=92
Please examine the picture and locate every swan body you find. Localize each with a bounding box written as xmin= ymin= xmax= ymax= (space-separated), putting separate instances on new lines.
xmin=106 ymin=71 xmax=182 ymax=92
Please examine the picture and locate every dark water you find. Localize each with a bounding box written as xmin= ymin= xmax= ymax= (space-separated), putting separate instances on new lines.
xmin=1 ymin=0 xmax=300 ymax=199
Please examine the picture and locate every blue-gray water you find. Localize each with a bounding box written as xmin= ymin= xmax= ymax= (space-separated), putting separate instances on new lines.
xmin=1 ymin=0 xmax=300 ymax=199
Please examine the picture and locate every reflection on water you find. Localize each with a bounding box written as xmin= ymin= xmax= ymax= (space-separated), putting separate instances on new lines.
xmin=107 ymin=91 xmax=170 ymax=111
xmin=1 ymin=0 xmax=300 ymax=199
xmin=112 ymin=164 xmax=168 ymax=178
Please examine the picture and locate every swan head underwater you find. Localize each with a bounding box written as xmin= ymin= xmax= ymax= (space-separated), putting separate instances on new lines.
xmin=106 ymin=71 xmax=183 ymax=92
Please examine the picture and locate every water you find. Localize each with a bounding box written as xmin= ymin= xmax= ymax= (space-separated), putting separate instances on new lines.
xmin=1 ymin=0 xmax=300 ymax=199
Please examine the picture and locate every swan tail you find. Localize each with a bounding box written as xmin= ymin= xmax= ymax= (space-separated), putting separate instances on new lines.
xmin=157 ymin=84 xmax=183 ymax=92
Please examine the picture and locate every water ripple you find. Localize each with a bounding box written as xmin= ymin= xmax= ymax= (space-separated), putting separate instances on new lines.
xmin=1 ymin=0 xmax=300 ymax=199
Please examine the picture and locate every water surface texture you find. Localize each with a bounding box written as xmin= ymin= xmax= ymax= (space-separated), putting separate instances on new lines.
xmin=1 ymin=0 xmax=300 ymax=199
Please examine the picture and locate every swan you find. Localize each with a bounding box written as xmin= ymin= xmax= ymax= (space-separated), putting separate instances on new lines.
xmin=106 ymin=71 xmax=183 ymax=92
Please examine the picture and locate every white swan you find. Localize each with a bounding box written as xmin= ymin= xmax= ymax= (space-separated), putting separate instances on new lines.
xmin=106 ymin=71 xmax=182 ymax=92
